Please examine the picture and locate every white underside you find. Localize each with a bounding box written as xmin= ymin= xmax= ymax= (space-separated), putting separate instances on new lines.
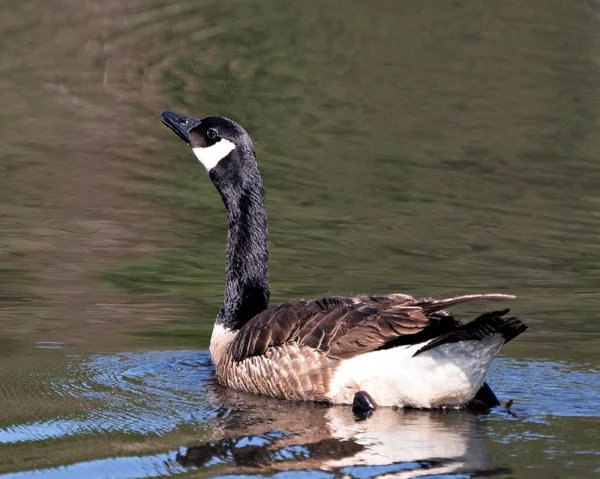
xmin=328 ymin=335 xmax=504 ymax=408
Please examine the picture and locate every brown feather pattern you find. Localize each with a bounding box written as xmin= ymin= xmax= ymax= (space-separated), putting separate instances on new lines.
xmin=213 ymin=343 xmax=338 ymax=401
xmin=230 ymin=293 xmax=516 ymax=362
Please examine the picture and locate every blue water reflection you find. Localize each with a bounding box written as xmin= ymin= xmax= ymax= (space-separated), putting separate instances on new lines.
xmin=0 ymin=350 xmax=597 ymax=477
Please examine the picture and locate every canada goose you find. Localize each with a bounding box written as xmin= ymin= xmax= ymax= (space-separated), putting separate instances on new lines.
xmin=160 ymin=110 xmax=527 ymax=410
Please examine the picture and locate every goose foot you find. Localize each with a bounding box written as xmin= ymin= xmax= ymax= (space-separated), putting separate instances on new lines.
xmin=505 ymin=399 xmax=519 ymax=418
xmin=352 ymin=391 xmax=377 ymax=418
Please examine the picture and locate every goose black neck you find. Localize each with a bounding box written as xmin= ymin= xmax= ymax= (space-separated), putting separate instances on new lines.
xmin=213 ymin=166 xmax=270 ymax=330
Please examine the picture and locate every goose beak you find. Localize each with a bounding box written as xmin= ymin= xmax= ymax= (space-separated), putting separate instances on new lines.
xmin=161 ymin=110 xmax=201 ymax=144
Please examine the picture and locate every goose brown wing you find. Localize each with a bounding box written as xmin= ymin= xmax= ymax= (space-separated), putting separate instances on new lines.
xmin=230 ymin=293 xmax=514 ymax=362
xmin=230 ymin=294 xmax=419 ymax=362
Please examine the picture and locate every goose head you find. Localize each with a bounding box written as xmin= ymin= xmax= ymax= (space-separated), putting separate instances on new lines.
xmin=160 ymin=110 xmax=270 ymax=329
xmin=161 ymin=110 xmax=259 ymax=192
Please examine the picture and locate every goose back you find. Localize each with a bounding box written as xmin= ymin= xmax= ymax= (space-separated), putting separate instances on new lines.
xmin=229 ymin=293 xmax=515 ymax=362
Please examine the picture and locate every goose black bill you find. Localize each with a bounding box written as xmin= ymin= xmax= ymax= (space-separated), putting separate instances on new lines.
xmin=161 ymin=110 xmax=201 ymax=144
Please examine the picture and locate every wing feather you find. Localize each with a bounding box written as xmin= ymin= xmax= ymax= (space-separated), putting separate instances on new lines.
xmin=230 ymin=293 xmax=515 ymax=362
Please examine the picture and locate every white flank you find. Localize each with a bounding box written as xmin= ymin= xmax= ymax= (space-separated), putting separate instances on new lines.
xmin=192 ymin=139 xmax=236 ymax=172
xmin=327 ymin=335 xmax=505 ymax=408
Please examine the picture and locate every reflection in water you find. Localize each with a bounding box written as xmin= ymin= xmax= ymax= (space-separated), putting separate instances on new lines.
xmin=0 ymin=350 xmax=598 ymax=478
xmin=166 ymin=368 xmax=505 ymax=477
xmin=176 ymin=433 xmax=363 ymax=471
xmin=0 ymin=351 xmax=499 ymax=478
xmin=176 ymin=404 xmax=504 ymax=478
xmin=325 ymin=409 xmax=486 ymax=471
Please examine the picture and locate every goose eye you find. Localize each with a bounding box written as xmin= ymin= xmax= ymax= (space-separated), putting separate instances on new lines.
xmin=207 ymin=128 xmax=218 ymax=140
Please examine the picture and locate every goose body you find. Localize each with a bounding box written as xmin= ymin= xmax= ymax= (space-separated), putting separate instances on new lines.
xmin=160 ymin=110 xmax=527 ymax=408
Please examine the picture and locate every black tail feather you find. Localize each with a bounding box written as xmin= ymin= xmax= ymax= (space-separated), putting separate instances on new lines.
xmin=412 ymin=309 xmax=527 ymax=357
xmin=469 ymin=381 xmax=501 ymax=409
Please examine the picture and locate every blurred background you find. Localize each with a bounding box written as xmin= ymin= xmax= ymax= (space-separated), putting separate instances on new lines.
xmin=0 ymin=0 xmax=599 ymax=478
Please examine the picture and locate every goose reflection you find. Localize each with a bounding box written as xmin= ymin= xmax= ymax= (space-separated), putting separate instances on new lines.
xmin=323 ymin=408 xmax=494 ymax=477
xmin=175 ymin=383 xmax=508 ymax=478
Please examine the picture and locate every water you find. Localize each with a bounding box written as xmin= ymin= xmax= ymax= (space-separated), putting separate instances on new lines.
xmin=0 ymin=0 xmax=599 ymax=477
xmin=0 ymin=350 xmax=598 ymax=478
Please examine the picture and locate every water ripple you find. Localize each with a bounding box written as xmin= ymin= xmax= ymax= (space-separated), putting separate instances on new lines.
xmin=0 ymin=351 xmax=598 ymax=477
xmin=0 ymin=451 xmax=183 ymax=479
xmin=0 ymin=352 xmax=597 ymax=448
xmin=0 ymin=350 xmax=215 ymax=444
xmin=487 ymin=358 xmax=600 ymax=418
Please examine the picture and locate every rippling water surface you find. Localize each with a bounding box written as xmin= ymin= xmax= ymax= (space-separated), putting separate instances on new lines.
xmin=1 ymin=350 xmax=598 ymax=478
xmin=1 ymin=0 xmax=599 ymax=477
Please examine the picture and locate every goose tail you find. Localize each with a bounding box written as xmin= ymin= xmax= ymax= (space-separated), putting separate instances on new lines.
xmin=416 ymin=293 xmax=517 ymax=313
xmin=413 ymin=308 xmax=527 ymax=357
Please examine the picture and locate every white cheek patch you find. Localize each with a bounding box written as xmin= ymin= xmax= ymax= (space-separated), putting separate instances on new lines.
xmin=192 ymin=139 xmax=236 ymax=172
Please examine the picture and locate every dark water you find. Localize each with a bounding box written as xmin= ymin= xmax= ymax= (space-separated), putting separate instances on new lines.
xmin=1 ymin=0 xmax=600 ymax=477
